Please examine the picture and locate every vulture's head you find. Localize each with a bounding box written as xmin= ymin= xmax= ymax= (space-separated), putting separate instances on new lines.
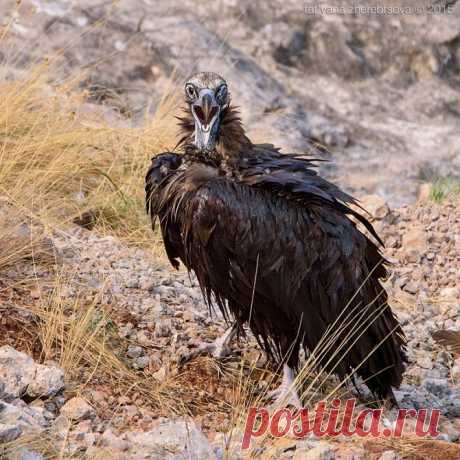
xmin=184 ymin=72 xmax=229 ymax=151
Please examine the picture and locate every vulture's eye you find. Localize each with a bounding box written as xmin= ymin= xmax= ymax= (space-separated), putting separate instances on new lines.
xmin=185 ymin=84 xmax=197 ymax=100
xmin=216 ymin=84 xmax=228 ymax=105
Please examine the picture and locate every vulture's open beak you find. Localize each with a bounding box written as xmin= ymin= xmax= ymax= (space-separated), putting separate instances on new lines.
xmin=192 ymin=89 xmax=220 ymax=150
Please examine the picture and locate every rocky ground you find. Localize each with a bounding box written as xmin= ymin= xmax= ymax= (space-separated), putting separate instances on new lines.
xmin=1 ymin=0 xmax=460 ymax=459
xmin=1 ymin=196 xmax=459 ymax=459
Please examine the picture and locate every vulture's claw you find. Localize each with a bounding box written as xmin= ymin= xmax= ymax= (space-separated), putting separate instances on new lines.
xmin=266 ymin=364 xmax=302 ymax=410
xmin=179 ymin=323 xmax=238 ymax=366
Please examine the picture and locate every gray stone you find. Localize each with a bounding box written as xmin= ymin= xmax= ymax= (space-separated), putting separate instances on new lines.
xmin=0 ymin=346 xmax=64 ymax=400
xmin=0 ymin=423 xmax=22 ymax=443
xmin=28 ymin=365 xmax=65 ymax=399
xmin=0 ymin=400 xmax=49 ymax=431
xmin=423 ymin=378 xmax=451 ymax=396
xmin=7 ymin=448 xmax=45 ymax=460
xmin=0 ymin=347 xmax=37 ymax=400
xmin=125 ymin=418 xmax=216 ymax=460
xmin=100 ymin=428 xmax=131 ymax=451
xmin=125 ymin=278 xmax=140 ymax=289
xmin=126 ymin=345 xmax=144 ymax=359
xmin=154 ymin=319 xmax=173 ymax=338
xmin=133 ymin=356 xmax=150 ymax=370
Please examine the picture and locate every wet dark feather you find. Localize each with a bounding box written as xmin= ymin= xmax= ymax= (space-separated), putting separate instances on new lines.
xmin=146 ymin=103 xmax=406 ymax=402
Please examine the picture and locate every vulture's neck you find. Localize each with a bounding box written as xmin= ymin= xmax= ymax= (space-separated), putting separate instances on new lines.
xmin=177 ymin=105 xmax=252 ymax=172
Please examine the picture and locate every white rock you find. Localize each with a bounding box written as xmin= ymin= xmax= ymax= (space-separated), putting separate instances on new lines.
xmin=451 ymin=358 xmax=460 ymax=381
xmin=75 ymin=16 xmax=88 ymax=28
xmin=0 ymin=400 xmax=49 ymax=431
xmin=0 ymin=347 xmax=37 ymax=399
xmin=114 ymin=40 xmax=127 ymax=52
xmin=28 ymin=365 xmax=65 ymax=398
xmin=125 ymin=418 xmax=216 ymax=459
xmin=0 ymin=346 xmax=64 ymax=400
xmin=100 ymin=429 xmax=131 ymax=451
xmin=440 ymin=287 xmax=460 ymax=300
xmin=7 ymin=447 xmax=45 ymax=460
xmin=51 ymin=414 xmax=71 ymax=440
xmin=379 ymin=450 xmax=402 ymax=460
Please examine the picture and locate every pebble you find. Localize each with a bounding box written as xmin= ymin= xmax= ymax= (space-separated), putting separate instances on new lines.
xmin=133 ymin=356 xmax=150 ymax=370
xmin=154 ymin=318 xmax=173 ymax=338
xmin=0 ymin=423 xmax=22 ymax=443
xmin=60 ymin=397 xmax=96 ymax=421
xmin=379 ymin=451 xmax=402 ymax=460
xmin=293 ymin=442 xmax=335 ymax=460
xmin=126 ymin=345 xmax=144 ymax=359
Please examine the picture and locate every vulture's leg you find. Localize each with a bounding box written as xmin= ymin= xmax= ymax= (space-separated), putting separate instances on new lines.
xmin=267 ymin=364 xmax=302 ymax=409
xmin=179 ymin=322 xmax=239 ymax=364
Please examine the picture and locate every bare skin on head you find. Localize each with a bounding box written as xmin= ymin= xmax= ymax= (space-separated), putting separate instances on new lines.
xmin=178 ymin=71 xmax=251 ymax=173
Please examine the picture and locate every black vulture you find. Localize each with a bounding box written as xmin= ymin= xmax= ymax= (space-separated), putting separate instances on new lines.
xmin=146 ymin=72 xmax=406 ymax=406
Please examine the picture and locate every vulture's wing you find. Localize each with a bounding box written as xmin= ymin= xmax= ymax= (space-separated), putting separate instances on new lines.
xmin=178 ymin=172 xmax=405 ymax=397
xmin=145 ymin=152 xmax=183 ymax=269
xmin=240 ymin=144 xmax=382 ymax=245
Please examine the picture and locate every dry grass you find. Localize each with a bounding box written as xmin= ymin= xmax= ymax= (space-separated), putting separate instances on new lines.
xmin=23 ymin=273 xmax=187 ymax=415
xmin=363 ymin=436 xmax=460 ymax=460
xmin=0 ymin=60 xmax=181 ymax=265
xmin=0 ymin=431 xmax=61 ymax=460
xmin=430 ymin=177 xmax=460 ymax=203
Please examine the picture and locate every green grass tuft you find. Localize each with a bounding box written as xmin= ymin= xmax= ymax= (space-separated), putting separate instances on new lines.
xmin=429 ymin=177 xmax=460 ymax=202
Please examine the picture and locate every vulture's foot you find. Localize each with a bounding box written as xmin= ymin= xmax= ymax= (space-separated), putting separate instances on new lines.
xmin=179 ymin=322 xmax=238 ymax=365
xmin=266 ymin=364 xmax=302 ymax=410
